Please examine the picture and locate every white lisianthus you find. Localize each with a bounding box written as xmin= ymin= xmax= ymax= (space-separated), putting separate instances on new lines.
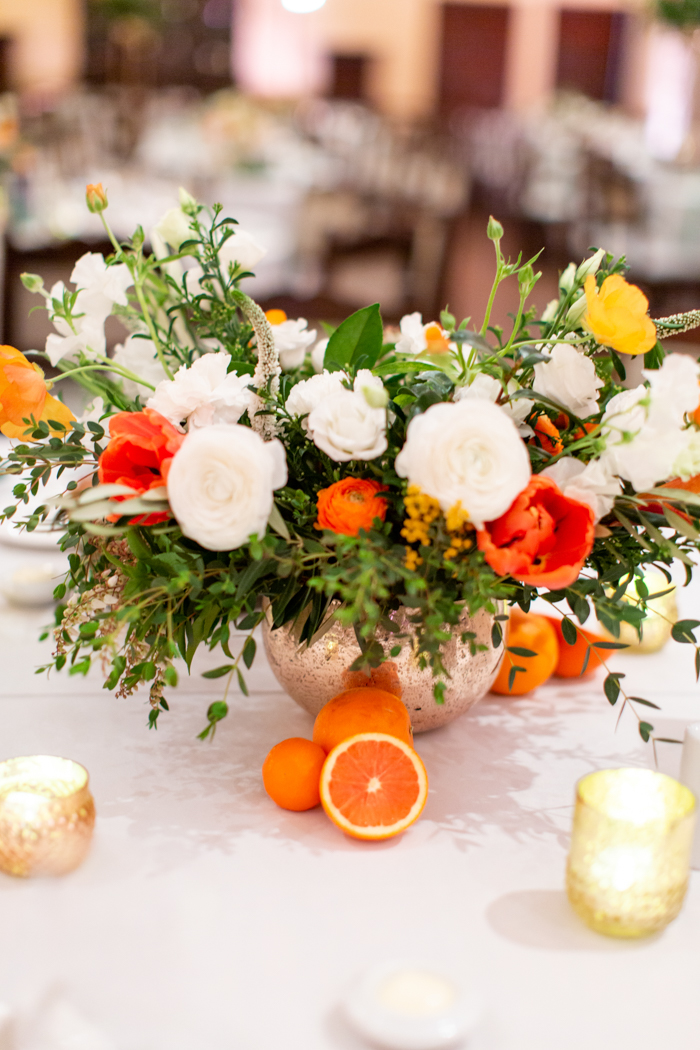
xmin=70 ymin=253 xmax=132 ymax=316
xmin=395 ymin=399 xmax=531 ymax=528
xmin=307 ymin=388 xmax=387 ymax=462
xmin=454 ymin=374 xmax=535 ymax=436
xmin=112 ymin=335 xmax=169 ymax=399
xmin=167 ymin=425 xmax=287 ymax=551
xmin=311 ymin=337 xmax=329 ymax=373
xmin=152 ymin=207 xmax=193 ymax=252
xmin=284 ymin=370 xmax=348 ymax=427
xmin=541 ymin=456 xmax=621 ymax=522
xmin=268 ymin=317 xmax=316 ymax=371
xmin=147 ymin=352 xmax=253 ymax=430
xmin=601 ymin=354 xmax=700 ymax=490
xmin=533 ymin=343 xmax=603 ymax=418
xmin=395 ymin=312 xmax=453 ymax=355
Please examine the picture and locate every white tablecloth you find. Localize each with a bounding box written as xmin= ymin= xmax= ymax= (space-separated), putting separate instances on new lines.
xmin=0 ymin=540 xmax=699 ymax=1050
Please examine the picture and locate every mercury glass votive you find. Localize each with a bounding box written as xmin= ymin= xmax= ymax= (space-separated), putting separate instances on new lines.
xmin=566 ymin=768 xmax=695 ymax=937
xmin=0 ymin=756 xmax=95 ymax=877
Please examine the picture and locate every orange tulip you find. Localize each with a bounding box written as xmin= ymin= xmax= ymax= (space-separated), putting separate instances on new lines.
xmin=0 ymin=345 xmax=75 ymax=440
xmin=583 ymin=274 xmax=657 ymax=356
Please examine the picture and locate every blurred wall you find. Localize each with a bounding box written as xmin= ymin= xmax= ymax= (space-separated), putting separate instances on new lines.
xmin=0 ymin=0 xmax=82 ymax=98
xmin=235 ymin=0 xmax=649 ymax=118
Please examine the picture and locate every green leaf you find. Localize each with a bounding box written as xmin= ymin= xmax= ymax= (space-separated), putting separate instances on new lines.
xmin=604 ymin=673 xmax=621 ymax=705
xmin=236 ymin=668 xmax=249 ymax=696
xmin=507 ymin=665 xmax=525 ymax=691
xmin=201 ymin=664 xmax=234 ymax=679
xmin=663 ymin=505 xmax=700 ymax=541
xmin=433 ymin=680 xmax=446 ymax=705
xmin=267 ymin=502 xmax=291 ymax=541
xmin=561 ymin=618 xmax=577 ymax=646
xmin=672 ymin=619 xmax=700 ymax=644
xmin=629 ymin=696 xmax=661 ymax=710
xmin=609 ymin=349 xmax=626 ymax=381
xmin=639 ymin=721 xmax=653 ymax=743
xmin=507 ymin=646 xmax=536 ymax=658
xmin=243 ymin=636 xmax=256 ymax=669
xmin=323 ymin=303 xmax=383 ymax=374
xmin=592 ymin=641 xmax=629 ymax=650
xmin=491 ymin=620 xmax=503 ymax=648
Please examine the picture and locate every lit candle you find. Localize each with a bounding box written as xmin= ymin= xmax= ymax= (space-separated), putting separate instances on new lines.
xmin=342 ymin=962 xmax=480 ymax=1050
xmin=680 ymin=722 xmax=700 ymax=869
xmin=0 ymin=756 xmax=95 ymax=878
xmin=566 ymin=768 xmax=695 ymax=937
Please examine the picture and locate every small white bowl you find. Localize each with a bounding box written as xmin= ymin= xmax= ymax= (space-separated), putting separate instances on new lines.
xmin=342 ymin=961 xmax=481 ymax=1050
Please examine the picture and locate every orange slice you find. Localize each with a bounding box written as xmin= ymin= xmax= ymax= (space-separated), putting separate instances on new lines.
xmin=320 ymin=732 xmax=428 ymax=840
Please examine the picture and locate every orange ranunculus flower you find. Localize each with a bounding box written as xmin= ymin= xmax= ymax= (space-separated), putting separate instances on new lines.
xmin=315 ymin=477 xmax=389 ymax=537
xmin=98 ymin=408 xmax=184 ymax=524
xmin=477 ymin=475 xmax=595 ymax=590
xmin=532 ymin=413 xmax=563 ymax=455
xmin=0 ymin=345 xmax=75 ymax=440
xmin=583 ymin=274 xmax=657 ymax=356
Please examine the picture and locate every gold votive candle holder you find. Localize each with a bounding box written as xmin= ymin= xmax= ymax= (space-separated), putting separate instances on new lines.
xmin=0 ymin=756 xmax=95 ymax=877
xmin=566 ymin=768 xmax=695 ymax=938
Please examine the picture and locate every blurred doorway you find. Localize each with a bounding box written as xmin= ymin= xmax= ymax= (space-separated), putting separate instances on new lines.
xmin=556 ymin=10 xmax=627 ymax=103
xmin=438 ymin=3 xmax=510 ymax=115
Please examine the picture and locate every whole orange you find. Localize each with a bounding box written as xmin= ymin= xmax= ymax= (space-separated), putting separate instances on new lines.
xmin=262 ymin=737 xmax=326 ymax=811
xmin=544 ymin=616 xmax=608 ymax=678
xmin=312 ymin=687 xmax=413 ymax=753
xmin=491 ymin=609 xmax=559 ymax=695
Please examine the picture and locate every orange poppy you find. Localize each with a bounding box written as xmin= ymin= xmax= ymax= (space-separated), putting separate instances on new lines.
xmin=0 ymin=345 xmax=75 ymax=440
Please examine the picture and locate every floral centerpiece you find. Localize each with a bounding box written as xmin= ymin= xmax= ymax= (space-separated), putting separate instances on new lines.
xmin=2 ymin=187 xmax=700 ymax=746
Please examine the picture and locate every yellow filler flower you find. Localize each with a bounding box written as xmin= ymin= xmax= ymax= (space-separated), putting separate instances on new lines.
xmin=583 ymin=274 xmax=657 ymax=356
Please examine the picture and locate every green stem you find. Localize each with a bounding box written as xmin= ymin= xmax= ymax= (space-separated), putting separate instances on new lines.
xmin=480 ymin=265 xmax=503 ymax=336
xmin=51 ymin=362 xmax=156 ymax=391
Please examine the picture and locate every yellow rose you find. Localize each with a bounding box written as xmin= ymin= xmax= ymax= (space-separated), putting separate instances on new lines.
xmin=583 ymin=274 xmax=657 ymax=356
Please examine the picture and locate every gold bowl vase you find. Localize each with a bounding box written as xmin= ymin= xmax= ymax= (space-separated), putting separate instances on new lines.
xmin=262 ymin=603 xmax=503 ymax=733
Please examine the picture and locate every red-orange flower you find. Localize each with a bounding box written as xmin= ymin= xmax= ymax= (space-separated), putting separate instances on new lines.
xmin=0 ymin=345 xmax=75 ymax=440
xmin=477 ymin=475 xmax=595 ymax=590
xmin=315 ymin=477 xmax=389 ymax=536
xmin=531 ymin=413 xmax=563 ymax=456
xmin=98 ymin=408 xmax=184 ymax=524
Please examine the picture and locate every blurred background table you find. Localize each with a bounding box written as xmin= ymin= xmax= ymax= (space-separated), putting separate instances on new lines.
xmin=1 ymin=536 xmax=699 ymax=1050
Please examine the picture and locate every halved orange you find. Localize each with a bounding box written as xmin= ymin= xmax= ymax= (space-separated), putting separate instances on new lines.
xmin=319 ymin=732 xmax=428 ymax=840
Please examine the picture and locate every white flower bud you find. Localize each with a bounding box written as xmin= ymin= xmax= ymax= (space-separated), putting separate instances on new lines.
xmin=575 ymin=248 xmax=606 ymax=282
xmin=178 ymin=186 xmax=197 ymax=213
xmin=565 ymin=294 xmax=588 ymax=328
xmin=540 ymin=299 xmax=559 ymax=323
xmin=559 ymin=263 xmax=576 ymax=294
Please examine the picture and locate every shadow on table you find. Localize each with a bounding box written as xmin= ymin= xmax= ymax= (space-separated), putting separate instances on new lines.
xmin=486 ymin=889 xmax=662 ymax=951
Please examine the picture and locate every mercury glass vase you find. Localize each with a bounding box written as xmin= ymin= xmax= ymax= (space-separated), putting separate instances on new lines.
xmin=566 ymin=768 xmax=696 ymax=938
xmin=0 ymin=756 xmax=96 ymax=878
xmin=262 ymin=602 xmax=503 ymax=732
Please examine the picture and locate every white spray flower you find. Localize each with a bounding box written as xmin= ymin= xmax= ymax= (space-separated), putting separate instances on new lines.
xmin=147 ymin=352 xmax=254 ymax=431
xmin=454 ymin=373 xmax=534 ymax=436
xmin=533 ymin=342 xmax=603 ymax=418
xmin=284 ymin=370 xmax=348 ymax=428
xmin=395 ymin=313 xmax=453 ymax=355
xmin=268 ymin=316 xmax=316 ymax=371
xmin=540 ymin=456 xmax=621 ymax=522
xmin=112 ymin=336 xmax=169 ymax=400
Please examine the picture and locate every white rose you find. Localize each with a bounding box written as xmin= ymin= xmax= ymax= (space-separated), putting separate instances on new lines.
xmin=307 ymin=388 xmax=387 ymax=462
xmin=112 ymin=335 xmax=169 ymax=400
xmin=533 ymin=343 xmax=603 ymax=418
xmin=284 ymin=370 xmax=348 ymax=428
xmin=269 ymin=317 xmax=316 ymax=371
xmin=311 ymin=337 xmax=329 ymax=373
xmin=454 ymin=374 xmax=534 ymax=436
xmin=147 ymin=352 xmax=253 ymax=430
xmin=395 ymin=399 xmax=531 ymax=528
xmin=152 ymin=207 xmax=193 ymax=252
xmin=540 ymin=456 xmax=621 ymax=522
xmin=167 ymin=425 xmax=287 ymax=551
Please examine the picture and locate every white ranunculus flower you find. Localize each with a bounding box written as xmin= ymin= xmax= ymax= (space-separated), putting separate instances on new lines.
xmin=311 ymin=337 xmax=329 ymax=373
xmin=540 ymin=456 xmax=621 ymax=522
xmin=167 ymin=425 xmax=287 ymax=551
xmin=454 ymin=374 xmax=535 ymax=436
xmin=395 ymin=399 xmax=531 ymax=528
xmin=268 ymin=317 xmax=316 ymax=371
xmin=533 ymin=343 xmax=603 ymax=418
xmin=147 ymin=352 xmax=253 ymax=430
xmin=307 ymin=388 xmax=387 ymax=462
xmin=152 ymin=207 xmax=193 ymax=252
xmin=284 ymin=370 xmax=348 ymax=427
xmin=112 ymin=335 xmax=169 ymax=400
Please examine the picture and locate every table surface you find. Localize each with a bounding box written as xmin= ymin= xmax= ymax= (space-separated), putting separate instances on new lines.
xmin=0 ymin=540 xmax=699 ymax=1050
